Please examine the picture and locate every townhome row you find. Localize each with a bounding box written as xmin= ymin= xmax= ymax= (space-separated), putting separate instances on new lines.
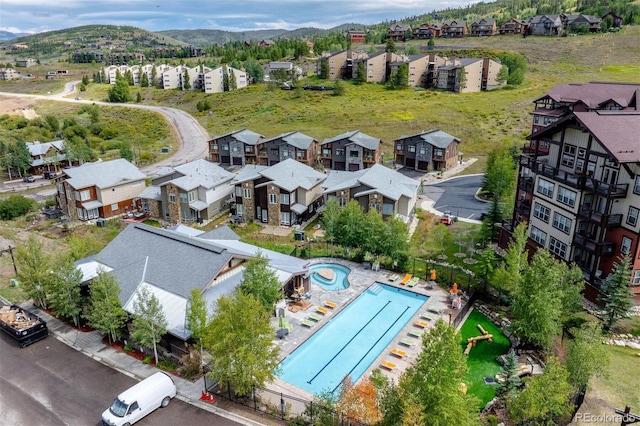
xmin=501 ymin=81 xmax=640 ymax=306
xmin=319 ymin=50 xmax=505 ymax=93
xmin=103 ymin=63 xmax=248 ymax=93
xmin=356 ymin=12 xmax=614 ymax=43
xmin=208 ymin=128 xmax=461 ymax=172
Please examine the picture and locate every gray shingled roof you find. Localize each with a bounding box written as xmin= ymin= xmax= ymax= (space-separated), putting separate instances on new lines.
xmin=262 ymin=131 xmax=316 ymax=150
xmin=259 ymin=158 xmax=326 ymax=192
xmin=214 ymin=128 xmax=263 ymax=145
xmin=322 ymin=130 xmax=381 ymax=150
xmin=199 ymin=225 xmax=241 ymax=241
xmin=138 ymin=184 xmax=161 ymax=201
xmin=89 ymin=223 xmax=231 ymax=303
xmin=64 ymin=159 xmax=146 ymax=189
xmin=27 ymin=140 xmax=64 ymax=156
xmin=234 ymin=164 xmax=269 ymax=183
xmin=324 ymin=164 xmax=418 ymax=201
xmin=163 ymin=159 xmax=234 ymax=191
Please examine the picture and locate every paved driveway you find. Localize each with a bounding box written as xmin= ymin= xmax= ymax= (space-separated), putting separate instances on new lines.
xmin=422 ymin=174 xmax=488 ymax=221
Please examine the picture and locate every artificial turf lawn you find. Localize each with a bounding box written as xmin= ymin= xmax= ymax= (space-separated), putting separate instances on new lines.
xmin=459 ymin=309 xmax=511 ymax=408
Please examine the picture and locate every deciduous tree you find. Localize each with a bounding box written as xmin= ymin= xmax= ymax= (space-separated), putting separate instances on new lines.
xmin=48 ymin=259 xmax=83 ymax=327
xmin=84 ymin=270 xmax=127 ymax=344
xmin=565 ymin=321 xmax=608 ymax=391
xmin=131 ymin=286 xmax=168 ymax=364
xmin=204 ymin=291 xmax=279 ymax=396
xmin=186 ymin=288 xmax=209 ymax=360
xmin=337 ymin=376 xmax=382 ymax=425
xmin=238 ymin=251 xmax=283 ymax=311
xmin=15 ymin=235 xmax=53 ymax=308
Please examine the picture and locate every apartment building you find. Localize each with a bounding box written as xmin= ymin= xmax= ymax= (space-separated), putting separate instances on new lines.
xmin=347 ymin=30 xmax=367 ymax=43
xmin=441 ymin=20 xmax=468 ymax=37
xmin=435 ymin=57 xmax=505 ymax=93
xmin=389 ymin=54 xmax=446 ymax=88
xmin=387 ymin=24 xmax=412 ymax=41
xmin=413 ymin=23 xmax=441 ymax=39
xmin=320 ymin=130 xmax=382 ymax=171
xmin=470 ymin=18 xmax=497 ymax=36
xmin=318 ymin=50 xmax=369 ymax=80
xmin=505 ymin=82 xmax=640 ymax=305
xmin=233 ymin=159 xmax=326 ymax=226
xmin=203 ymin=65 xmax=248 ymax=94
xmin=498 ymin=18 xmax=529 ymax=35
xmin=0 ymin=68 xmax=17 ymax=80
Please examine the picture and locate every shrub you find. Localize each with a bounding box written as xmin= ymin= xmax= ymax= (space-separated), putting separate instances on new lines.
xmin=143 ymin=355 xmax=153 ymax=364
xmin=157 ymin=359 xmax=178 ymax=372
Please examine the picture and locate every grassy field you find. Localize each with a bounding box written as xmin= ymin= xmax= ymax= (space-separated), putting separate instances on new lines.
xmin=459 ymin=309 xmax=512 ymax=408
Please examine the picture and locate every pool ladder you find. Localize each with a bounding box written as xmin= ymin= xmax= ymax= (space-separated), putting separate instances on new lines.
xmin=368 ymin=283 xmax=383 ymax=295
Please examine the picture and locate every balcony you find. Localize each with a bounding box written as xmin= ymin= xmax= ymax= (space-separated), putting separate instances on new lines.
xmin=577 ymin=207 xmax=622 ymax=227
xmin=573 ymin=234 xmax=615 ymax=254
xmin=515 ymin=200 xmax=531 ymax=216
xmin=518 ymin=176 xmax=534 ymax=193
xmin=519 ymin=156 xmax=629 ymax=197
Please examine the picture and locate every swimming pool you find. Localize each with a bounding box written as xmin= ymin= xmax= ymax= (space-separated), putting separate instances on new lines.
xmin=278 ymin=283 xmax=428 ymax=395
xmin=309 ymin=263 xmax=351 ymax=290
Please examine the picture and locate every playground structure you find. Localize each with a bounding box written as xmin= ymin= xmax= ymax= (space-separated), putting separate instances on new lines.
xmin=464 ymin=324 xmax=493 ymax=356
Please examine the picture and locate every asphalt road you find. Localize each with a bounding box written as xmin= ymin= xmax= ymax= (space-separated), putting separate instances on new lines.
xmin=423 ymin=174 xmax=489 ymax=220
xmin=0 ymin=333 xmax=240 ymax=426
xmin=0 ymin=81 xmax=210 ymax=177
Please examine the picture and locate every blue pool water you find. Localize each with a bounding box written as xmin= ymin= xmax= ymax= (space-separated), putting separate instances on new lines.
xmin=278 ymin=283 xmax=428 ymax=395
xmin=309 ymin=263 xmax=351 ymax=290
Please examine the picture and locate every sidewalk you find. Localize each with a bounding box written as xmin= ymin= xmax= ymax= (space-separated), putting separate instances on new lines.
xmin=18 ymin=302 xmax=268 ymax=426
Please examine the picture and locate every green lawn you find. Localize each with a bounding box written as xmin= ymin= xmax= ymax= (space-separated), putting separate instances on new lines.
xmin=459 ymin=309 xmax=511 ymax=408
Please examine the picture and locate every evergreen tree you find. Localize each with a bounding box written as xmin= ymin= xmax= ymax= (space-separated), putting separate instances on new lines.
xmin=140 ymin=72 xmax=149 ymax=88
xmin=599 ymin=254 xmax=634 ymax=328
xmin=228 ymin=68 xmax=237 ymax=91
xmin=107 ymin=74 xmax=133 ymax=103
xmin=355 ymin=61 xmax=367 ymax=84
xmin=319 ymin=57 xmax=330 ymax=79
xmin=183 ymin=68 xmax=191 ymax=90
xmin=151 ymin=66 xmax=158 ymax=87
xmin=457 ymin=66 xmax=467 ymax=92
xmin=481 ymin=196 xmax=503 ymax=242
xmin=131 ymin=286 xmax=168 ymax=364
xmin=100 ymin=68 xmax=107 ymax=84
xmin=495 ymin=350 xmax=522 ymax=401
xmin=385 ymin=38 xmax=397 ymax=53
xmin=333 ymin=78 xmax=345 ymax=96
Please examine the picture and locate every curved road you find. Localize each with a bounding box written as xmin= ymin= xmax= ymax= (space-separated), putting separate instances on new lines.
xmin=422 ymin=174 xmax=489 ymax=221
xmin=0 ymin=81 xmax=209 ymax=177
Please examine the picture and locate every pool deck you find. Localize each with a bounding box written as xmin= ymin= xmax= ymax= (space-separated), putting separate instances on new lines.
xmin=265 ymin=257 xmax=465 ymax=403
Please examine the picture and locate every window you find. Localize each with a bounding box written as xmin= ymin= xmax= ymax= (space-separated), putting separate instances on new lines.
xmin=549 ymin=237 xmax=567 ymax=258
xmin=169 ymin=193 xmax=176 ymax=203
xmin=434 ymin=148 xmax=444 ymax=157
xmin=408 ymin=145 xmax=416 ymax=153
xmin=336 ymin=149 xmax=344 ymax=156
xmin=530 ymin=226 xmax=547 ymax=246
xmin=211 ymin=143 xmax=218 ymax=151
xmin=235 ymin=186 xmax=242 ymax=197
xmin=269 ymin=193 xmax=278 ymax=204
xmin=282 ymin=149 xmax=292 ymax=158
xmin=322 ymin=148 xmax=331 ymax=156
xmin=552 ymin=212 xmax=572 ymax=234
xmin=245 ymin=145 xmax=253 ymax=153
xmin=349 ymin=151 xmax=359 ymax=157
xmin=396 ymin=143 xmax=403 ymax=151
xmin=280 ymin=193 xmax=290 ymax=205
xmin=232 ymin=146 xmax=240 ymax=153
xmin=290 ymin=192 xmax=296 ymax=204
xmin=179 ymin=193 xmax=188 ymax=203
xmin=621 ymin=236 xmax=632 ymax=255
xmin=78 ymin=190 xmax=90 ymax=201
xmin=339 ymin=198 xmax=347 ymax=207
xmin=533 ymin=203 xmax=550 ymax=222
xmin=297 ymin=150 xmax=305 ymax=158
xmin=66 ymin=189 xmax=72 ymax=200
xmin=628 ymin=207 xmax=639 ymax=227
xmin=111 ymin=203 xmax=118 ymax=211
xmin=222 ymin=144 xmax=229 ymax=151
xmin=557 ymin=186 xmax=576 ymax=207
xmin=561 ymin=144 xmax=576 ymax=168
xmin=418 ymin=147 xmax=427 ymax=155
xmin=243 ymin=188 xmax=251 ymax=199
xmin=635 ymin=176 xmax=640 ymax=194
xmin=370 ymin=203 xmax=380 ymax=212
xmin=633 ymin=270 xmax=640 ymax=286
xmin=537 ymin=178 xmax=554 ymax=197
xmin=236 ymin=204 xmax=243 ymax=215
xmin=188 ymin=191 xmax=196 ymax=202
xmin=280 ymin=212 xmax=291 ymax=225
xmin=382 ymin=203 xmax=394 ymax=215
xmin=271 ymin=148 xmax=278 ymax=155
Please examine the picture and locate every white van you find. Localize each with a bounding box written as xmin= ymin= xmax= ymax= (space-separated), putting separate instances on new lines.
xmin=101 ymin=372 xmax=177 ymax=426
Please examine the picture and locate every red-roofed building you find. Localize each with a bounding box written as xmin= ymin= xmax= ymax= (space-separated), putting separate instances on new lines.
xmin=503 ymin=82 xmax=640 ymax=306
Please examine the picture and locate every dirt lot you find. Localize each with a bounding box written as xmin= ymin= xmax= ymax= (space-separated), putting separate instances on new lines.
xmin=0 ymin=96 xmax=39 ymax=118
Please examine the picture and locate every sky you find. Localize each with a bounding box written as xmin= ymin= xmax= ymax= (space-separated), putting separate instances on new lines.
xmin=0 ymin=0 xmax=466 ymax=35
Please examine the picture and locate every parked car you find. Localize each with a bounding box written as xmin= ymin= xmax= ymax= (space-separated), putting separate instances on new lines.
xmin=23 ymin=175 xmax=36 ymax=183
xmin=42 ymin=208 xmax=63 ymax=219
xmin=43 ymin=171 xmax=57 ymax=179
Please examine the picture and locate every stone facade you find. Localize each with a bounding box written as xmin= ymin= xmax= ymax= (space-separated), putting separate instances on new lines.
xmin=266 ymin=184 xmax=281 ymax=226
xmin=241 ymin=181 xmax=255 ymax=222
xmin=368 ymin=193 xmax=382 ymax=214
xmin=166 ymin=183 xmax=181 ymax=224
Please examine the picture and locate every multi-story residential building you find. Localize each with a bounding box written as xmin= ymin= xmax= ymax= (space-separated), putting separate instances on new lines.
xmin=470 ymin=18 xmax=497 ymax=36
xmin=203 ymin=65 xmax=248 ymax=93
xmin=352 ymin=52 xmax=405 ymax=83
xmin=504 ymin=82 xmax=640 ymax=305
xmin=524 ymin=15 xmax=564 ymax=35
xmin=317 ymin=50 xmax=368 ymax=80
xmin=387 ymin=24 xmax=412 ymax=41
xmin=394 ymin=130 xmax=461 ymax=172
xmin=72 ymin=51 xmax=106 ymax=64
xmin=15 ymin=58 xmax=38 ymax=67
xmin=107 ymin=52 xmax=146 ymax=65
xmin=498 ymin=18 xmax=529 ymax=35
xmin=258 ymin=131 xmax=318 ymax=167
xmin=208 ymin=129 xmax=264 ymax=166
xmin=413 ymin=23 xmax=441 ymax=39
xmin=233 ymin=158 xmax=327 ymax=226
xmin=26 ymin=140 xmax=71 ymax=175
xmin=162 ymin=65 xmax=188 ymax=89
xmin=436 ymin=57 xmax=505 ymax=93
xmin=601 ymin=12 xmax=623 ymax=28
xmin=347 ymin=30 xmax=367 ymax=44
xmin=320 ymin=130 xmax=382 ymax=171
xmin=323 ymin=164 xmax=419 ymax=221
xmin=0 ymin=68 xmax=17 ymax=80
xmin=137 ymin=159 xmax=235 ymax=225
xmin=56 ymin=159 xmax=147 ymax=221
xmin=563 ymin=14 xmax=602 ymax=33
xmin=441 ymin=20 xmax=468 ymax=37
xmin=390 ymin=54 xmax=446 ymax=88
